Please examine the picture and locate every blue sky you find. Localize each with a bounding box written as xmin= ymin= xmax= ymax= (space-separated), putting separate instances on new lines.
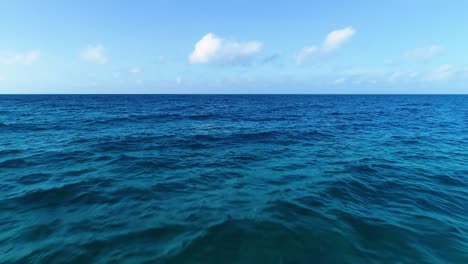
xmin=1 ymin=0 xmax=468 ymax=93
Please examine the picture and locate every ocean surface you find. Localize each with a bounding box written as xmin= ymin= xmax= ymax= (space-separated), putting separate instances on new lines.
xmin=1 ymin=95 xmax=467 ymax=263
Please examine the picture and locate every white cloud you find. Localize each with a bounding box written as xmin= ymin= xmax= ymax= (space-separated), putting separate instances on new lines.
xmin=296 ymin=27 xmax=355 ymax=64
xmin=81 ymin=44 xmax=108 ymax=64
xmin=189 ymin=33 xmax=221 ymax=63
xmin=0 ymin=50 xmax=41 ymax=65
xmin=404 ymin=45 xmax=444 ymax=60
xmin=189 ymin=33 xmax=262 ymax=65
xmin=322 ymin=27 xmax=356 ymax=53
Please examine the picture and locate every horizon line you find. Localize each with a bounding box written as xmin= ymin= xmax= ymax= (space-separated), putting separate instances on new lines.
xmin=1 ymin=93 xmax=467 ymax=96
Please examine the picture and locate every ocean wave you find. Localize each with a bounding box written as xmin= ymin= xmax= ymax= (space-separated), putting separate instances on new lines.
xmin=166 ymin=218 xmax=365 ymax=264
xmin=186 ymin=113 xmax=224 ymax=120
xmin=7 ymin=178 xmax=115 ymax=209
xmin=88 ymin=134 xmax=170 ymax=152
xmin=0 ymin=122 xmax=65 ymax=131
xmin=17 ymin=173 xmax=52 ymax=185
xmin=17 ymin=225 xmax=190 ymax=263
xmin=0 ymin=158 xmax=36 ymax=168
xmin=0 ymin=149 xmax=22 ymax=155
xmin=2 ymin=95 xmax=468 ymax=263
xmin=86 ymin=113 xmax=184 ymax=125
xmin=104 ymin=155 xmax=184 ymax=174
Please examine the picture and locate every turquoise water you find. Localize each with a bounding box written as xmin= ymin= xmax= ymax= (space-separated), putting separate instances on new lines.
xmin=1 ymin=95 xmax=467 ymax=263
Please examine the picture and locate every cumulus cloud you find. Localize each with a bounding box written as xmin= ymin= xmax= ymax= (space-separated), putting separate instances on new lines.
xmin=0 ymin=50 xmax=41 ymax=65
xmin=189 ymin=33 xmax=262 ymax=65
xmin=322 ymin=27 xmax=356 ymax=52
xmin=404 ymin=45 xmax=444 ymax=60
xmin=189 ymin=33 xmax=222 ymax=63
xmin=81 ymin=44 xmax=108 ymax=64
xmin=296 ymin=27 xmax=355 ymax=64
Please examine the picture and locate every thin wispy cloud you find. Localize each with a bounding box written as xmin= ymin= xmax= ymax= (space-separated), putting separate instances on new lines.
xmin=388 ymin=70 xmax=418 ymax=82
xmin=81 ymin=44 xmax=108 ymax=64
xmin=261 ymin=53 xmax=281 ymax=64
xmin=295 ymin=46 xmax=319 ymax=64
xmin=130 ymin=67 xmax=142 ymax=74
xmin=425 ymin=64 xmax=456 ymax=81
xmin=189 ymin=33 xmax=263 ymax=65
xmin=0 ymin=50 xmax=41 ymax=65
xmin=404 ymin=45 xmax=444 ymax=60
xmin=336 ymin=63 xmax=468 ymax=85
xmin=296 ymin=27 xmax=355 ymax=64
xmin=423 ymin=64 xmax=468 ymax=82
xmin=332 ymin=77 xmax=346 ymax=85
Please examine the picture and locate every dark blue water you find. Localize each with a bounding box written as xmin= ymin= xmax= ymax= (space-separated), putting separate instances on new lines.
xmin=1 ymin=95 xmax=467 ymax=263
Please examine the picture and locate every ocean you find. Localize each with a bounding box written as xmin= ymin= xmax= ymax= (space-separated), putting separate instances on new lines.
xmin=0 ymin=95 xmax=467 ymax=263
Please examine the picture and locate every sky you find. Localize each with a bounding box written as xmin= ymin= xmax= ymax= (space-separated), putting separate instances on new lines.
xmin=1 ymin=0 xmax=468 ymax=94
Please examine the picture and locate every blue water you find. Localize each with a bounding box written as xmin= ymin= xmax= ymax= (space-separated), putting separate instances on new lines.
xmin=1 ymin=95 xmax=467 ymax=263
